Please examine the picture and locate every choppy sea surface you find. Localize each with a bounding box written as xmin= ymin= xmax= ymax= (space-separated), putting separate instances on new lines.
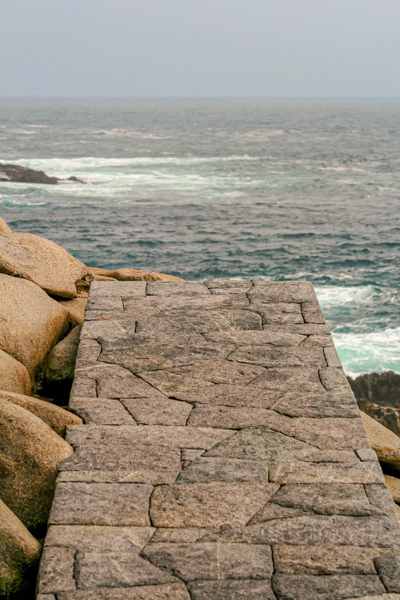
xmin=0 ymin=99 xmax=399 ymax=376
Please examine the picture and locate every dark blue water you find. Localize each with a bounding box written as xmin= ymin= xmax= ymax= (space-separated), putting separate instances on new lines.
xmin=1 ymin=99 xmax=399 ymax=375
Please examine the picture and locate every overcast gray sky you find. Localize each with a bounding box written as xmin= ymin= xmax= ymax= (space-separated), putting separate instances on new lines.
xmin=1 ymin=0 xmax=400 ymax=98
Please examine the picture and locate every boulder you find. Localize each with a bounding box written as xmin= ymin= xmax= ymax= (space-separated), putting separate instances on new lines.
xmin=0 ymin=232 xmax=91 ymax=298
xmin=361 ymin=411 xmax=400 ymax=470
xmin=0 ymin=216 xmax=11 ymax=234
xmin=44 ymin=325 xmax=81 ymax=379
xmin=89 ymin=266 xmax=183 ymax=282
xmin=58 ymin=294 xmax=88 ymax=326
xmin=0 ymin=391 xmax=82 ymax=437
xmin=0 ymin=350 xmax=31 ymax=395
xmin=385 ymin=475 xmax=400 ymax=504
xmin=0 ymin=274 xmax=70 ymax=376
xmin=0 ymin=498 xmax=41 ymax=598
xmin=0 ymin=398 xmax=73 ymax=530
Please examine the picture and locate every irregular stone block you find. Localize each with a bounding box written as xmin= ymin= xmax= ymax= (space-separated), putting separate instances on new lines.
xmin=147 ymin=281 xmax=210 ymax=296
xmin=271 ymin=391 xmax=359 ymax=418
xmin=300 ymin=450 xmax=359 ymax=463
xmin=57 ymin=583 xmax=191 ymax=599
xmin=49 ymin=482 xmax=153 ymax=526
xmin=269 ymin=483 xmax=380 ymax=516
xmin=273 ymin=544 xmax=381 ymax=574
xmin=365 ymin=484 xmax=398 ymax=517
xmin=202 ymin=514 xmax=400 ymax=547
xmin=187 ymin=580 xmax=276 ymax=600
xmin=38 ymin=547 xmax=75 ymax=594
xmin=187 ymin=405 xmax=293 ymax=432
xmin=301 ymin=334 xmax=334 ymax=347
xmin=122 ymin=397 xmax=192 ymax=426
xmin=205 ymin=428 xmax=316 ymax=462
xmin=177 ymin=457 xmax=272 ymax=484
xmin=175 ymin=384 xmax=281 ymax=409
xmin=228 ymin=346 xmax=325 ymax=368
xmin=150 ymin=529 xmax=216 ymax=544
xmin=124 ymin=294 xmax=249 ymax=313
xmin=324 ymin=346 xmax=342 ymax=367
xmin=289 ymin=417 xmax=369 ymax=450
xmin=357 ymin=448 xmax=379 ymax=462
xmin=319 ymin=367 xmax=352 ymax=391
xmin=81 ymin=318 xmax=135 ymax=343
xmin=204 ymin=279 xmax=252 ymax=292
xmin=142 ymin=542 xmax=273 ymax=581
xmin=205 ymin=329 xmax=306 ymax=346
xmin=272 ymin=573 xmax=385 ymax=600
xmin=75 ymin=339 xmax=101 ymax=365
xmin=66 ymin=424 xmax=231 ymax=450
xmin=139 ymin=361 xmax=265 ymax=395
xmin=263 ymin=323 xmax=331 ymax=335
xmin=86 ymin=296 xmax=123 ymax=311
xmin=150 ymin=483 xmax=278 ymax=528
xmin=374 ymin=553 xmax=400 ymax=592
xmin=250 ymin=367 xmax=325 ymax=393
xmin=247 ymin=302 xmax=304 ymax=324
xmin=250 ymin=281 xmax=317 ymax=303
xmin=248 ymin=503 xmax=308 ymax=523
xmin=90 ymin=281 xmax=146 ymax=296
xmin=75 ymin=551 xmax=177 ymax=589
xmin=69 ymin=398 xmax=137 ymax=425
xmin=45 ymin=525 xmax=154 ymax=551
xmin=136 ymin=309 xmax=262 ymax=335
xmin=269 ymin=462 xmax=384 ymax=484
xmin=301 ymin=301 xmax=326 ymax=324
xmin=60 ymin=441 xmax=181 ymax=473
xmin=58 ymin=470 xmax=177 ymax=485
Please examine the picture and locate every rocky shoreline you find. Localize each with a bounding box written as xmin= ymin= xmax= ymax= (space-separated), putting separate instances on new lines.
xmin=0 ymin=162 xmax=84 ymax=185
xmin=0 ymin=215 xmax=181 ymax=599
xmin=1 ymin=213 xmax=400 ymax=599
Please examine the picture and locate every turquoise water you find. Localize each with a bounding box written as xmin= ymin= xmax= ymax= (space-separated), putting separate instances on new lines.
xmin=1 ymin=99 xmax=399 ymax=376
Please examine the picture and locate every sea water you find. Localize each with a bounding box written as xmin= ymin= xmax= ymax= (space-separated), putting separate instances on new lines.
xmin=0 ymin=99 xmax=399 ymax=376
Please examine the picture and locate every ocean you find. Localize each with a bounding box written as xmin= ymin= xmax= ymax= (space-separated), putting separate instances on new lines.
xmin=0 ymin=99 xmax=399 ymax=377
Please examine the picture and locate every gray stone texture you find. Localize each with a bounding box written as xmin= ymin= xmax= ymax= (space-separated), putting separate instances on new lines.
xmin=37 ymin=280 xmax=400 ymax=598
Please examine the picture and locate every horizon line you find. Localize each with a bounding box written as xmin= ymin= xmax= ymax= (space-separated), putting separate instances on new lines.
xmin=1 ymin=95 xmax=400 ymax=101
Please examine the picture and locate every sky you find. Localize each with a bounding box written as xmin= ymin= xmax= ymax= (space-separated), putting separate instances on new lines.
xmin=1 ymin=0 xmax=400 ymax=98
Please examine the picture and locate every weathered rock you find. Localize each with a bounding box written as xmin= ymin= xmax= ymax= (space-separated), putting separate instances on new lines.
xmin=272 ymin=573 xmax=385 ymax=600
xmin=271 ymin=391 xmax=359 ymax=418
xmin=187 ymin=580 xmax=276 ymax=599
xmin=177 ymin=457 xmax=271 ymax=484
xmin=147 ymin=281 xmax=210 ymax=296
xmin=301 ymin=301 xmax=326 ymax=324
xmin=273 ymin=544 xmax=381 ymax=574
xmin=205 ymin=329 xmax=306 ymax=346
xmin=0 ymin=162 xmax=60 ymax=184
xmin=142 ymin=542 xmax=273 ymax=581
xmin=250 ymin=281 xmax=317 ymax=303
xmin=0 ymin=349 xmax=31 ymax=395
xmin=0 ymin=274 xmax=70 ymax=375
xmin=0 ymin=216 xmax=12 ymax=233
xmin=246 ymin=302 xmax=304 ymax=324
xmin=89 ymin=267 xmax=183 ymax=282
xmin=58 ymin=295 xmax=88 ymax=326
xmin=374 ymin=553 xmax=400 ymax=593
xmin=42 ymin=325 xmax=82 ymax=397
xmin=0 ymin=398 xmax=73 ymax=529
xmin=187 ymin=404 xmax=293 ymax=431
xmin=150 ymin=482 xmax=278 ymax=528
xmin=0 ymin=498 xmax=41 ymax=597
xmin=250 ymin=367 xmax=325 ymax=393
xmin=205 ymin=428 xmax=316 ymax=462
xmin=319 ymin=367 xmax=352 ymax=391
xmin=174 ymin=384 xmax=281 ymax=409
xmin=55 ymin=584 xmax=191 ymax=599
xmin=0 ymin=233 xmax=91 ymax=298
xmin=136 ymin=309 xmax=262 ymax=335
xmin=50 ymin=482 xmax=152 ymax=526
xmin=269 ymin=462 xmax=384 ymax=485
xmin=385 ymin=475 xmax=400 ymax=503
xmin=0 ymin=390 xmax=82 ymax=436
xmin=122 ymin=397 xmax=192 ymax=426
xmin=361 ymin=411 xmax=400 ymax=470
xmin=70 ymin=398 xmax=137 ymax=425
xmin=227 ymin=345 xmax=325 ymax=368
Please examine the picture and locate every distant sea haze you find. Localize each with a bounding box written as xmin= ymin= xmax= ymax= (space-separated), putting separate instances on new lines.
xmin=1 ymin=99 xmax=399 ymax=376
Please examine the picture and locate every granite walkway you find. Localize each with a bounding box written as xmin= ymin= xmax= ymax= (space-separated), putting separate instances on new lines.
xmin=37 ymin=280 xmax=400 ymax=600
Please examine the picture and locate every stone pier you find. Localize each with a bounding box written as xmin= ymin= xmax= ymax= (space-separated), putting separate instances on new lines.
xmin=37 ymin=280 xmax=400 ymax=600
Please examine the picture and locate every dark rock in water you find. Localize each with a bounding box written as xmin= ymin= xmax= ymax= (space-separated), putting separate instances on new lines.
xmin=348 ymin=371 xmax=400 ymax=436
xmin=0 ymin=162 xmax=84 ymax=185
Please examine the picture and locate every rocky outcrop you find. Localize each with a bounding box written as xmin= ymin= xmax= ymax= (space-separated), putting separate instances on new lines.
xmin=0 ymin=350 xmax=31 ymax=395
xmin=0 ymin=162 xmax=83 ymax=185
xmin=0 ymin=398 xmax=73 ymax=531
xmin=0 ymin=232 xmax=92 ymax=298
xmin=58 ymin=294 xmax=88 ymax=326
xmin=0 ymin=498 xmax=41 ymax=598
xmin=0 ymin=274 xmax=70 ymax=376
xmin=89 ymin=266 xmax=183 ymax=282
xmin=0 ymin=391 xmax=82 ymax=437
xmin=349 ymin=371 xmax=400 ymax=435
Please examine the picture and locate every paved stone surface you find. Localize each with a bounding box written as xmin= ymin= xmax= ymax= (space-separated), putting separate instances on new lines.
xmin=38 ymin=280 xmax=400 ymax=598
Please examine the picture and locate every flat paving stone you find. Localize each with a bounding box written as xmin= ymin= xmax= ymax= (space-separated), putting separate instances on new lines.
xmin=38 ymin=280 xmax=400 ymax=598
xmin=49 ymin=482 xmax=153 ymax=526
xmin=150 ymin=482 xmax=279 ymax=528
